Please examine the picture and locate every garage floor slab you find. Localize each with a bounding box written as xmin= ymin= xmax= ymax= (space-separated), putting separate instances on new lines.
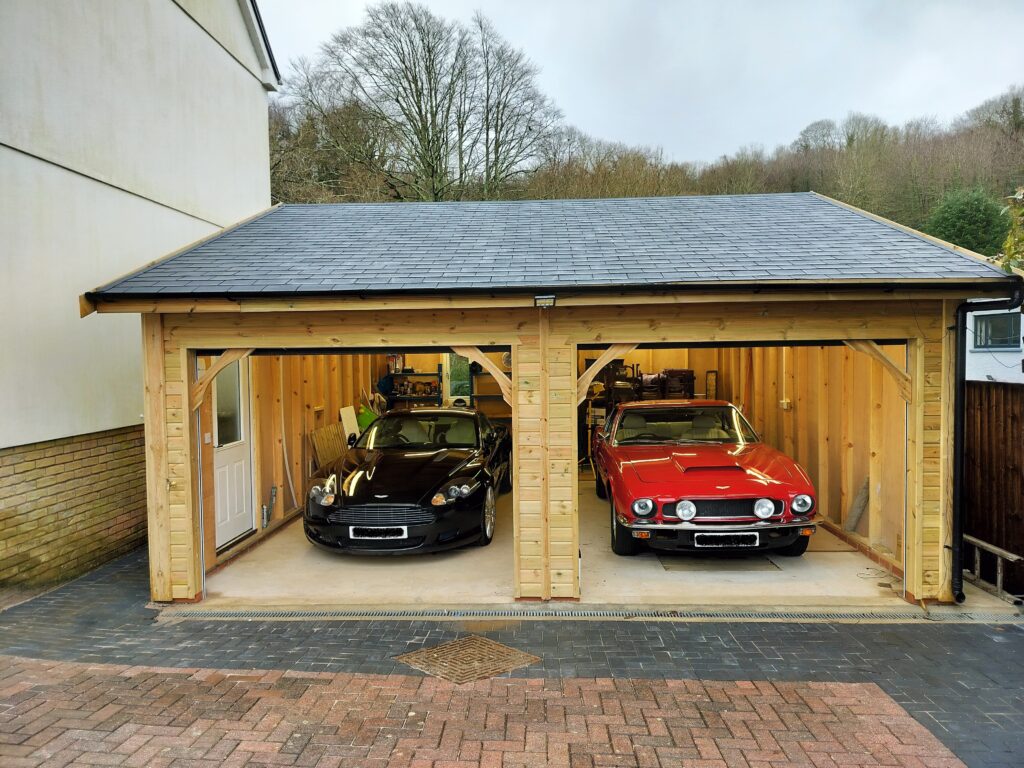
xmin=200 ymin=480 xmax=1009 ymax=613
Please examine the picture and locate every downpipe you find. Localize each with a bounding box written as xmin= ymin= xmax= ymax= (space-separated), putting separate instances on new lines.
xmin=951 ymin=282 xmax=1024 ymax=603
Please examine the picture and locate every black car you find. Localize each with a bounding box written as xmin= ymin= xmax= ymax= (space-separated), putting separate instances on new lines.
xmin=304 ymin=408 xmax=512 ymax=554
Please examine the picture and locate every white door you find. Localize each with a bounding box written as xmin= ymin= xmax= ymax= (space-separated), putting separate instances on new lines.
xmin=213 ymin=359 xmax=254 ymax=548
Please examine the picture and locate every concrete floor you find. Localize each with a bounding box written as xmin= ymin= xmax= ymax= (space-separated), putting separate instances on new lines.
xmin=201 ymin=479 xmax=1003 ymax=611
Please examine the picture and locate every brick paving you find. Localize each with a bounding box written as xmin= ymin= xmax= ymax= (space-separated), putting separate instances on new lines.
xmin=0 ymin=550 xmax=1021 ymax=766
xmin=0 ymin=654 xmax=965 ymax=767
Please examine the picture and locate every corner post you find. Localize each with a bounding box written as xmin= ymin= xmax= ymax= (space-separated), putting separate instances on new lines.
xmin=141 ymin=314 xmax=173 ymax=601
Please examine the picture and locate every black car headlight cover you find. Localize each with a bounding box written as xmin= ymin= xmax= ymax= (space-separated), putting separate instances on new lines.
xmin=431 ymin=478 xmax=482 ymax=507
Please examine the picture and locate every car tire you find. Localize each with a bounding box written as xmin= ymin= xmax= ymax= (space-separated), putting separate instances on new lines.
xmin=499 ymin=460 xmax=513 ymax=494
xmin=776 ymin=535 xmax=809 ymax=557
xmin=610 ymin=501 xmax=639 ymax=556
xmin=477 ymin=485 xmax=496 ymax=546
xmin=595 ymin=472 xmax=607 ymax=499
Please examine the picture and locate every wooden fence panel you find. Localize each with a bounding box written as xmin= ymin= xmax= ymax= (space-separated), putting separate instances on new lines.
xmin=964 ymin=381 xmax=1024 ymax=594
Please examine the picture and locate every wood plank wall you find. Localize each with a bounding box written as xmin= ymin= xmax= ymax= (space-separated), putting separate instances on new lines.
xmin=964 ymin=380 xmax=1024 ymax=593
xmin=196 ymin=352 xmax=386 ymax=572
xmin=577 ymin=344 xmax=908 ymax=566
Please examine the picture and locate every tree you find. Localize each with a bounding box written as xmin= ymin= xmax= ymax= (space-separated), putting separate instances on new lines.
xmin=472 ymin=12 xmax=560 ymax=198
xmin=283 ymin=2 xmax=558 ymax=202
xmin=924 ymin=188 xmax=1011 ymax=257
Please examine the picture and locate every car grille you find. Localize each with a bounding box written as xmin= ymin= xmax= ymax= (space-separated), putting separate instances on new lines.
xmin=663 ymin=499 xmax=783 ymax=518
xmin=326 ymin=504 xmax=435 ymax=526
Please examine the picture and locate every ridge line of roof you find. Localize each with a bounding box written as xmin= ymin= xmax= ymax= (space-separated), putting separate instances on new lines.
xmin=275 ymin=191 xmax=817 ymax=209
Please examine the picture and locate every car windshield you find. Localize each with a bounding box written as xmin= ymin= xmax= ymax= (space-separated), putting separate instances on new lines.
xmin=612 ymin=406 xmax=759 ymax=445
xmin=356 ymin=412 xmax=478 ymax=449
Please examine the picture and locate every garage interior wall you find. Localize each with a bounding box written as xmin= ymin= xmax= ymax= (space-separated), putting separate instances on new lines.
xmin=196 ymin=352 xmax=387 ymax=571
xmin=578 ymin=345 xmax=908 ymax=572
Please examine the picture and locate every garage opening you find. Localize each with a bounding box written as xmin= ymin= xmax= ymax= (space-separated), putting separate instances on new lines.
xmin=577 ymin=341 xmax=910 ymax=607
xmin=192 ymin=346 xmax=515 ymax=609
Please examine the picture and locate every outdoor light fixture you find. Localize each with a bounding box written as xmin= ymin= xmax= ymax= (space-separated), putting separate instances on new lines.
xmin=534 ymin=295 xmax=556 ymax=308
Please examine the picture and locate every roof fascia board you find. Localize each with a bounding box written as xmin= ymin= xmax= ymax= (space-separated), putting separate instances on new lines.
xmin=239 ymin=0 xmax=281 ymax=89
xmin=88 ymin=282 xmax=1021 ymax=315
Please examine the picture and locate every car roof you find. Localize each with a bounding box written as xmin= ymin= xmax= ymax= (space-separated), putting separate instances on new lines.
xmin=383 ymin=408 xmax=477 ymax=416
xmin=617 ymin=399 xmax=734 ymax=409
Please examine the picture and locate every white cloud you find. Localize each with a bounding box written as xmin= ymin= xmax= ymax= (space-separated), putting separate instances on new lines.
xmin=258 ymin=0 xmax=1024 ymax=162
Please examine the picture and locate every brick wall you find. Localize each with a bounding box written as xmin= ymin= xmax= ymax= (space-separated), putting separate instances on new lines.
xmin=0 ymin=426 xmax=147 ymax=585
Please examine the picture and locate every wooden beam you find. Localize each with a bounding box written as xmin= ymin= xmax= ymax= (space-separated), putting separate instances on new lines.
xmin=88 ymin=285 xmax=1010 ymax=315
xmin=844 ymin=340 xmax=912 ymax=403
xmin=450 ymin=345 xmax=513 ymax=405
xmin=189 ymin=348 xmax=254 ymax=412
xmin=575 ymin=343 xmax=639 ymax=405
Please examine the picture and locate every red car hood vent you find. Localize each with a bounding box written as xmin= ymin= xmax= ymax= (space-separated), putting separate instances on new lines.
xmin=682 ymin=465 xmax=744 ymax=473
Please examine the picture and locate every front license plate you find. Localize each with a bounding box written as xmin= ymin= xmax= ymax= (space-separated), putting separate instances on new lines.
xmin=350 ymin=526 xmax=408 ymax=540
xmin=694 ymin=532 xmax=759 ymax=548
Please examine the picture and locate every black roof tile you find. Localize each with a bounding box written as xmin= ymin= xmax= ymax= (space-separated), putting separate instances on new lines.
xmin=90 ymin=193 xmax=1011 ymax=299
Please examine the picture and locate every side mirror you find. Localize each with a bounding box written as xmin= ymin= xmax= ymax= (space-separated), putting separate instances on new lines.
xmin=347 ymin=433 xmax=358 ymax=448
xmin=492 ymin=424 xmax=508 ymax=440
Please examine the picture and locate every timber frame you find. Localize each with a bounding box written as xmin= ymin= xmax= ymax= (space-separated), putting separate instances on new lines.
xmin=119 ymin=287 xmax=1014 ymax=605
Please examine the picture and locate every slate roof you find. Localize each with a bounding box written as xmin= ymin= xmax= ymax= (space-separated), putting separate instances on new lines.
xmin=90 ymin=192 xmax=1014 ymax=300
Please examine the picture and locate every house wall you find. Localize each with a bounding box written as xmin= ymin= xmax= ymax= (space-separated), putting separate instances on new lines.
xmin=0 ymin=0 xmax=273 ymax=585
xmin=965 ymin=309 xmax=1023 ymax=384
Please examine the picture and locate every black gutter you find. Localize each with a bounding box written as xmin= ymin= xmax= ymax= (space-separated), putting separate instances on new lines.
xmin=84 ymin=279 xmax=1021 ymax=305
xmin=951 ymin=280 xmax=1024 ymax=602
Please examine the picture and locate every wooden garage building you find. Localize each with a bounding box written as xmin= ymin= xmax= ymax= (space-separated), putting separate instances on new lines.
xmin=82 ymin=193 xmax=1022 ymax=604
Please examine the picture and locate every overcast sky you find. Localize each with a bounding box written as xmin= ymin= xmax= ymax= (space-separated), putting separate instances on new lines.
xmin=258 ymin=0 xmax=1024 ymax=163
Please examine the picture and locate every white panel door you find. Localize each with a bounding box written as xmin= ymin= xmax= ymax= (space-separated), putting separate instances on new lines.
xmin=213 ymin=358 xmax=254 ymax=548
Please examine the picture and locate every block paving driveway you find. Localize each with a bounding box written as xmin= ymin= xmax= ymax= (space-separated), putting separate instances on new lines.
xmin=0 ymin=550 xmax=1022 ymax=767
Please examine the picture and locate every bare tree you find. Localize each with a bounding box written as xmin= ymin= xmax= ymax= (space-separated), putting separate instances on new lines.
xmin=292 ymin=2 xmax=477 ymax=201
xmin=472 ymin=12 xmax=560 ymax=198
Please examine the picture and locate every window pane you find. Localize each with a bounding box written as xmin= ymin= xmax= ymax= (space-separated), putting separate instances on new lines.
xmin=975 ymin=313 xmax=1021 ymax=349
xmin=215 ymin=361 xmax=242 ymax=446
xmin=448 ymin=353 xmax=471 ymax=397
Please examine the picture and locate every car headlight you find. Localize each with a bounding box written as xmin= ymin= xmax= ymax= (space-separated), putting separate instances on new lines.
xmin=631 ymin=498 xmax=655 ymax=517
xmin=431 ymin=478 xmax=481 ymax=506
xmin=313 ymin=474 xmax=337 ymax=506
xmin=753 ymin=498 xmax=776 ymax=519
xmin=676 ymin=500 xmax=697 ymax=521
xmin=791 ymin=494 xmax=814 ymax=514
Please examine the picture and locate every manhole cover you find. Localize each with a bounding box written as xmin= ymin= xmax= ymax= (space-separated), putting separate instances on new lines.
xmin=395 ymin=635 xmax=540 ymax=684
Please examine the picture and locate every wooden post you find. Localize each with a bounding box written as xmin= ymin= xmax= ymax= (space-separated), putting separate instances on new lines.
xmin=906 ymin=337 xmax=926 ymax=600
xmin=816 ymin=346 xmax=832 ymax=521
xmin=141 ymin=314 xmax=173 ymax=601
xmin=868 ymin=358 xmax=884 ymax=545
xmin=840 ymin=346 xmax=854 ymax=527
xmin=538 ymin=309 xmax=551 ymax=600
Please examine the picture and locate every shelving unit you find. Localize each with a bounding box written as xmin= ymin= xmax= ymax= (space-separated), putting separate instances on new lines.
xmin=469 ymin=369 xmax=512 ymax=424
xmin=390 ymin=365 xmax=443 ymax=408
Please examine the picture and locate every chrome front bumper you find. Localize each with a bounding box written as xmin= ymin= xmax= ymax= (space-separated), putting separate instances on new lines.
xmin=620 ymin=517 xmax=816 ymax=532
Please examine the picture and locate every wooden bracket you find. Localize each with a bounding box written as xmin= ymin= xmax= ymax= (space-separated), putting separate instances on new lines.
xmin=189 ymin=348 xmax=254 ymax=412
xmin=843 ymin=340 xmax=912 ymax=403
xmin=576 ymin=343 xmax=639 ymax=405
xmin=450 ymin=346 xmax=513 ymax=406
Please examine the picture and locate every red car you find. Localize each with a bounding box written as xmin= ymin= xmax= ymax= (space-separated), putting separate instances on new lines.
xmin=593 ymin=400 xmax=817 ymax=556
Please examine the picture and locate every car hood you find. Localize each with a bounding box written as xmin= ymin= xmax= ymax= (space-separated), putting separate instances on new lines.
xmin=615 ymin=442 xmax=808 ymax=496
xmin=323 ymin=446 xmax=480 ymax=506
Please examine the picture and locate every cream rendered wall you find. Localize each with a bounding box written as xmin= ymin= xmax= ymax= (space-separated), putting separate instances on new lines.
xmin=0 ymin=0 xmax=274 ymax=447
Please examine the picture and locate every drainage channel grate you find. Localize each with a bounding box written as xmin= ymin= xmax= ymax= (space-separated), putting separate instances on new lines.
xmin=165 ymin=607 xmax=1024 ymax=623
xmin=395 ymin=635 xmax=540 ymax=684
